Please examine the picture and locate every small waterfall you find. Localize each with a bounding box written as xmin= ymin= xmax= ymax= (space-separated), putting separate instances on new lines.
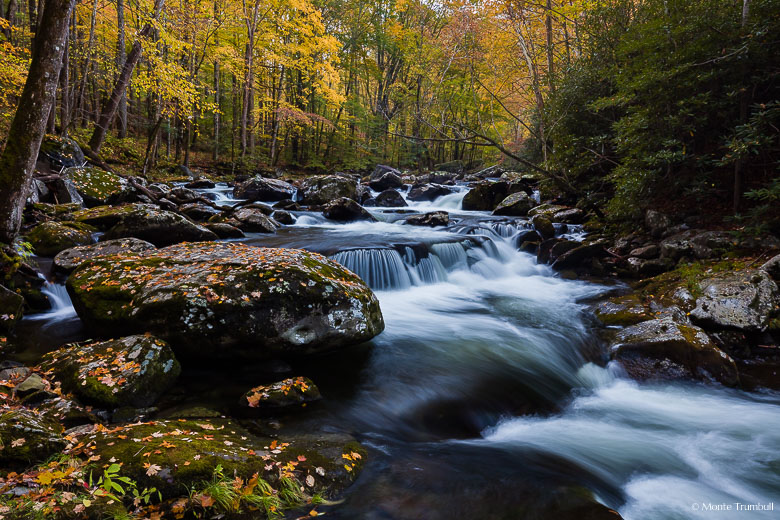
xmin=430 ymin=242 xmax=469 ymax=270
xmin=332 ymin=249 xmax=413 ymax=290
xmin=26 ymin=283 xmax=78 ymax=323
xmin=404 ymin=247 xmax=448 ymax=285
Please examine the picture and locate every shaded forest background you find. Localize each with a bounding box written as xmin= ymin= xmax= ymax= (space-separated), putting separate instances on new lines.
xmin=0 ymin=0 xmax=778 ymax=226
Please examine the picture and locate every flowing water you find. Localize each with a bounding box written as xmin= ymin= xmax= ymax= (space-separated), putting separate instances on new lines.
xmin=20 ymin=184 xmax=780 ymax=519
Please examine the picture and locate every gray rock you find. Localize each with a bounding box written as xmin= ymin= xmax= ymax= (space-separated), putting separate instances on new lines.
xmin=323 ymin=198 xmax=376 ymax=222
xmin=374 ymin=189 xmax=407 ymax=207
xmin=627 ymin=257 xmax=674 ymax=277
xmin=660 ymin=230 xmax=696 ymax=260
xmin=301 ymin=175 xmax=357 ymax=205
xmin=404 ymin=211 xmax=449 ymax=227
xmin=272 ymin=210 xmax=295 ymax=225
xmin=407 ymin=183 xmax=454 ymax=202
xmin=0 ymin=409 xmax=65 ymax=466
xmin=203 ymin=222 xmax=245 ymax=238
xmin=369 ymin=172 xmax=404 ymax=192
xmin=553 ymin=208 xmax=585 ymax=224
xmin=232 ymin=207 xmax=280 ymax=233
xmin=690 ymin=270 xmax=780 ymax=332
xmin=52 ymin=177 xmax=85 ymax=205
xmin=761 ymin=253 xmax=780 ymax=282
xmin=371 ymin=164 xmax=401 ymax=181
xmin=629 ymin=244 xmax=659 ymax=259
xmin=690 ymin=231 xmax=734 ymax=259
xmin=92 ymin=204 xmax=218 ymax=246
xmin=239 ymin=376 xmax=321 ymax=410
xmin=611 ymin=317 xmax=738 ymax=386
xmin=551 ymin=241 xmax=606 ymax=271
xmin=233 ymin=176 xmax=296 ymax=202
xmin=645 ymin=209 xmax=671 ymax=238
xmin=492 ymin=191 xmax=536 ymax=216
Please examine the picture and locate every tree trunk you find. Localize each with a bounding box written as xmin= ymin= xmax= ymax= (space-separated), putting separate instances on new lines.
xmin=88 ymin=0 xmax=164 ymax=154
xmin=545 ymin=0 xmax=555 ymax=92
xmin=59 ymin=31 xmax=70 ymax=135
xmin=734 ymin=0 xmax=751 ymax=213
xmin=213 ymin=60 xmax=220 ymax=161
xmin=0 ymin=0 xmax=76 ymax=243
xmin=116 ymin=0 xmax=127 ymax=138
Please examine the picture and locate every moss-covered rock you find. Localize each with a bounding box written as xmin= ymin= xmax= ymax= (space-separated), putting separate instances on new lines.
xmin=64 ymin=166 xmax=133 ymax=207
xmin=38 ymin=135 xmax=85 ymax=170
xmin=240 ymin=377 xmax=321 ymax=410
xmin=40 ymin=335 xmax=180 ymax=409
xmin=464 ymin=180 xmax=525 ymax=211
xmin=67 ymin=419 xmax=365 ymax=499
xmin=0 ymin=284 xmax=24 ymax=333
xmin=53 ymin=238 xmax=157 ymax=273
xmin=610 ymin=317 xmax=739 ymax=386
xmin=593 ymin=294 xmax=650 ymax=326
xmin=234 ymin=176 xmax=296 ymax=201
xmin=528 ymin=203 xmax=567 ymax=218
xmin=67 ymin=242 xmax=385 ymax=359
xmin=0 ymin=408 xmax=65 ymax=467
xmin=73 ymin=203 xmax=217 ymax=246
xmin=27 ymin=221 xmax=95 ymax=257
xmin=31 ymin=202 xmax=82 ymax=219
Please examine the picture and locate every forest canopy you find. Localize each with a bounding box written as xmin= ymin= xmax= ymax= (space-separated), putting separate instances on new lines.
xmin=0 ymin=0 xmax=778 ymax=224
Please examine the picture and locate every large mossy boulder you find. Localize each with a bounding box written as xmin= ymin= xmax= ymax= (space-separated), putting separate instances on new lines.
xmin=301 ymin=175 xmax=357 ymax=205
xmin=68 ymin=419 xmax=366 ymax=498
xmin=610 ymin=317 xmax=739 ymax=386
xmin=27 ymin=221 xmax=94 ymax=256
xmin=0 ymin=408 xmax=65 ymax=467
xmin=67 ymin=242 xmax=385 ymax=358
xmin=65 ymin=166 xmax=133 ymax=206
xmin=690 ymin=270 xmax=779 ymax=333
xmin=234 ymin=176 xmax=297 ymax=201
xmin=38 ymin=135 xmax=85 ymax=170
xmin=53 ymin=237 xmax=156 ymax=273
xmin=40 ymin=335 xmax=181 ymax=408
xmin=73 ymin=204 xmax=217 ymax=246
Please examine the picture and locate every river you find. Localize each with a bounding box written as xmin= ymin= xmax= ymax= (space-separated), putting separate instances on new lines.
xmin=20 ymin=182 xmax=780 ymax=519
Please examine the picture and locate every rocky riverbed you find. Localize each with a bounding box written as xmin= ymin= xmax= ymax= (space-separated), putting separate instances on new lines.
xmin=1 ymin=139 xmax=779 ymax=519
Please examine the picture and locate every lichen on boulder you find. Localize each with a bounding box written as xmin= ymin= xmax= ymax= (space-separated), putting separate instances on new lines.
xmin=40 ymin=335 xmax=181 ymax=409
xmin=53 ymin=238 xmax=156 ymax=273
xmin=67 ymin=242 xmax=385 ymax=359
xmin=65 ymin=166 xmax=133 ymax=206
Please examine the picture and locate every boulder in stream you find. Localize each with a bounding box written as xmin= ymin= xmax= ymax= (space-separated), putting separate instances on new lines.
xmin=0 ymin=408 xmax=65 ymax=467
xmin=690 ymin=270 xmax=779 ymax=332
xmin=301 ymin=175 xmax=357 ymax=205
xmin=323 ymin=198 xmax=376 ymax=222
xmin=239 ymin=376 xmax=321 ymax=410
xmin=66 ymin=242 xmax=385 ymax=359
xmin=27 ymin=221 xmax=94 ymax=256
xmin=405 ymin=211 xmax=449 ymax=227
xmin=40 ymin=335 xmax=180 ymax=409
xmin=234 ymin=176 xmax=297 ymax=201
xmin=54 ymin=237 xmax=156 ymax=272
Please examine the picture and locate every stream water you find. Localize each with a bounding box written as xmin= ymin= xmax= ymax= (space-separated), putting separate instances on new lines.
xmin=19 ymin=183 xmax=780 ymax=519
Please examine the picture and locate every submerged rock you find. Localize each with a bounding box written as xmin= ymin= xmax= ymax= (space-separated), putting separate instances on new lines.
xmin=690 ymin=270 xmax=779 ymax=332
xmin=240 ymin=376 xmax=321 ymax=410
xmin=27 ymin=221 xmax=94 ymax=256
xmin=610 ymin=317 xmax=739 ymax=386
xmin=54 ymin=237 xmax=156 ymax=272
xmin=0 ymin=408 xmax=65 ymax=466
xmin=68 ymin=419 xmax=366 ymax=498
xmin=67 ymin=242 xmax=384 ymax=359
xmin=40 ymin=335 xmax=180 ymax=409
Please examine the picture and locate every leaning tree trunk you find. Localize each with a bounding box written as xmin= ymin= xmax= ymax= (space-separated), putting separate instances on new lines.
xmin=116 ymin=0 xmax=128 ymax=138
xmin=88 ymin=0 xmax=164 ymax=154
xmin=0 ymin=0 xmax=76 ymax=243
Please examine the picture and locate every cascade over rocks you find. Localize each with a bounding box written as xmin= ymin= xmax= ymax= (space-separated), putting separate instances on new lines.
xmin=66 ymin=242 xmax=385 ymax=359
xmin=233 ymin=176 xmax=297 ymax=201
xmin=40 ymin=335 xmax=180 ymax=409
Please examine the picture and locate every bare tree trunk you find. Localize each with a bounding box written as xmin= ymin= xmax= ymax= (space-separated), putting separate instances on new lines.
xmin=213 ymin=60 xmax=220 ymax=161
xmin=0 ymin=0 xmax=76 ymax=243
xmin=545 ymin=0 xmax=555 ymax=92
xmin=116 ymin=0 xmax=127 ymax=138
xmin=88 ymin=0 xmax=164 ymax=154
xmin=2 ymin=0 xmax=18 ymax=38
xmin=59 ymin=31 xmax=70 ymax=135
xmin=26 ymin=0 xmax=35 ymax=44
